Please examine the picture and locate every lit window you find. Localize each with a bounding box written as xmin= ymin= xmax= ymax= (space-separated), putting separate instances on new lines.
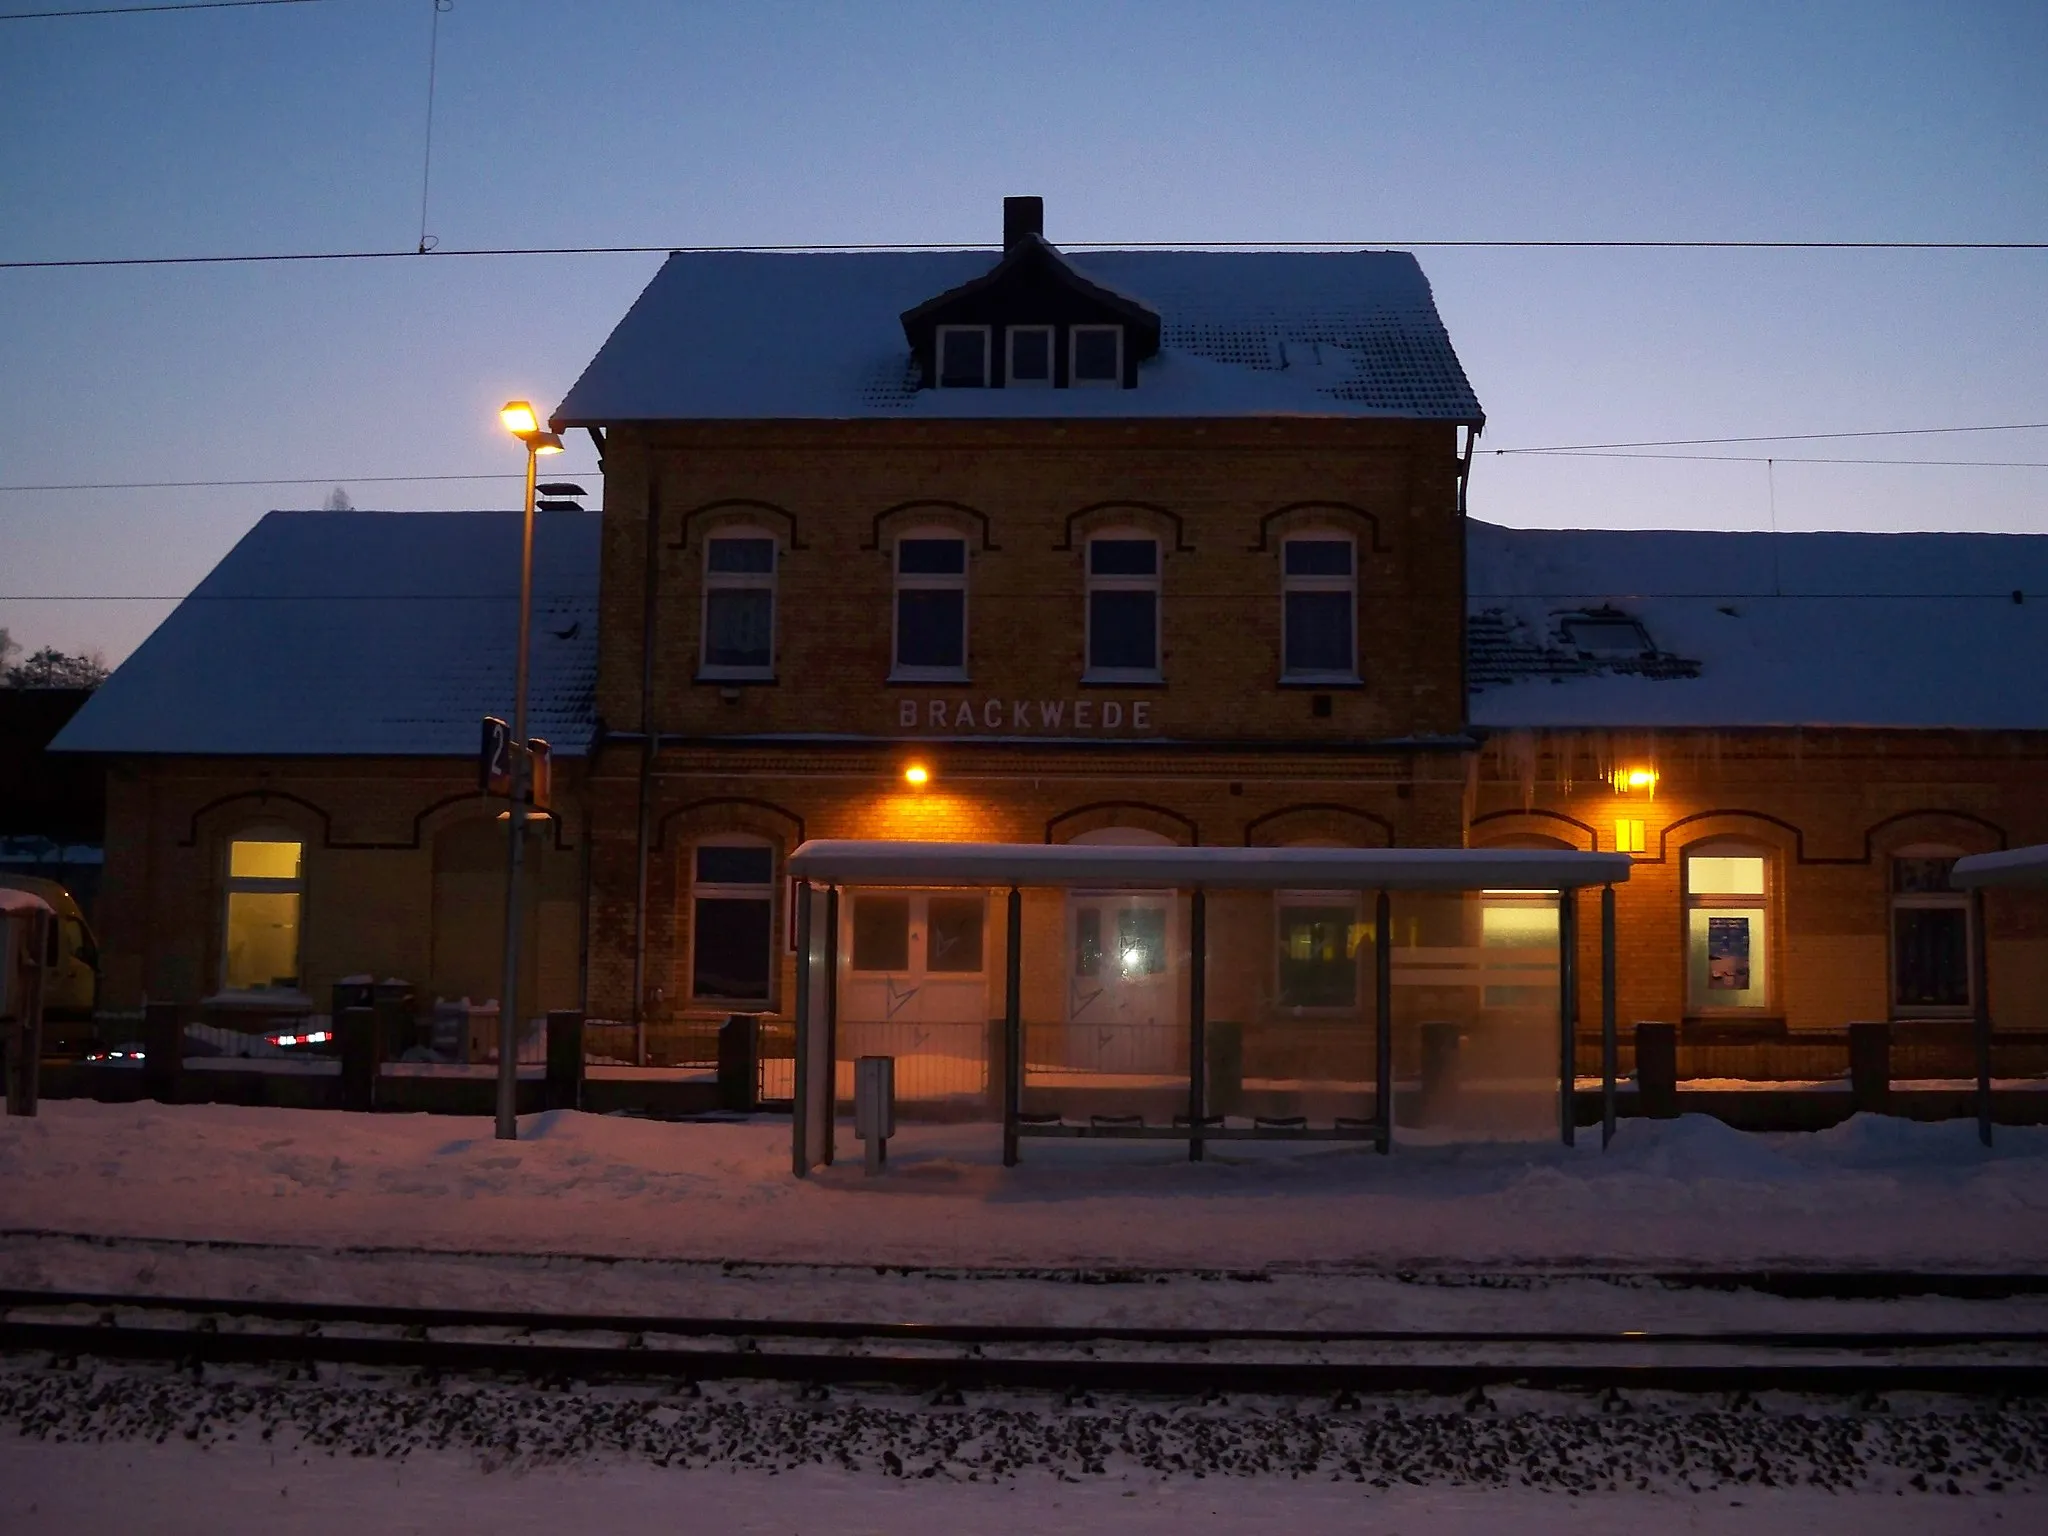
xmin=891 ymin=532 xmax=968 ymax=680
xmin=1007 ymin=325 xmax=1053 ymax=386
xmin=223 ymin=833 xmax=303 ymax=992
xmin=1085 ymin=532 xmax=1160 ymax=681
xmin=1070 ymin=325 xmax=1123 ymax=386
xmin=936 ymin=325 xmax=990 ymax=388
xmin=1891 ymin=849 xmax=1971 ymax=1015
xmin=1281 ymin=536 xmax=1356 ymax=681
xmin=1684 ymin=846 xmax=1770 ymax=1012
xmin=701 ymin=531 xmax=776 ymax=679
xmin=1479 ymin=892 xmax=1559 ymax=1007
xmin=1614 ymin=818 xmax=1646 ymax=854
xmin=690 ymin=839 xmax=774 ymax=1003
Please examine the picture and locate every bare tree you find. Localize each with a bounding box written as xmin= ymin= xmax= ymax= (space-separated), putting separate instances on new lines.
xmin=323 ymin=486 xmax=353 ymax=512
xmin=5 ymin=646 xmax=109 ymax=689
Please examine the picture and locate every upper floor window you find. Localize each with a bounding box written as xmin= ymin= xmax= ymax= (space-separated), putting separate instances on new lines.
xmin=223 ymin=831 xmax=303 ymax=993
xmin=892 ymin=532 xmax=968 ymax=680
xmin=1892 ymin=848 xmax=1971 ymax=1016
xmin=1070 ymin=325 xmax=1123 ymax=386
xmin=700 ymin=531 xmax=776 ymax=679
xmin=690 ymin=837 xmax=775 ymax=1004
xmin=1007 ymin=325 xmax=1053 ymax=386
xmin=1684 ymin=844 xmax=1771 ymax=1013
xmin=936 ymin=325 xmax=991 ymax=388
xmin=1282 ymin=535 xmax=1356 ymax=681
xmin=1085 ymin=532 xmax=1160 ymax=681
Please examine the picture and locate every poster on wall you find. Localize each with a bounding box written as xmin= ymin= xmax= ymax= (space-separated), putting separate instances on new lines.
xmin=1707 ymin=916 xmax=1752 ymax=992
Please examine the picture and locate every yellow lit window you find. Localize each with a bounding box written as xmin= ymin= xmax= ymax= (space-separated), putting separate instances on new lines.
xmin=1614 ymin=818 xmax=1646 ymax=854
xmin=223 ymin=834 xmax=303 ymax=991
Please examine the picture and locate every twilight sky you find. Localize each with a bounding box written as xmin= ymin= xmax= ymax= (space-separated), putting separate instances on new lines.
xmin=2 ymin=0 xmax=2043 ymax=666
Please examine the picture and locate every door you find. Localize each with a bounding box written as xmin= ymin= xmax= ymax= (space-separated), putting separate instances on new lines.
xmin=839 ymin=891 xmax=989 ymax=1100
xmin=1064 ymin=891 xmax=1179 ymax=1074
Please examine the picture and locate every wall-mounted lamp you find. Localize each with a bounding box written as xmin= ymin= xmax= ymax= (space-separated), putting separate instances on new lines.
xmin=1614 ymin=766 xmax=1658 ymax=795
xmin=903 ymin=762 xmax=931 ymax=787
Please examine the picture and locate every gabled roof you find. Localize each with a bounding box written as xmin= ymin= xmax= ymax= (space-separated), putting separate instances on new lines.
xmin=552 ymin=248 xmax=1482 ymax=424
xmin=1467 ymin=521 xmax=2048 ymax=730
xmin=50 ymin=510 xmax=600 ymax=758
xmin=898 ymin=235 xmax=1163 ymax=365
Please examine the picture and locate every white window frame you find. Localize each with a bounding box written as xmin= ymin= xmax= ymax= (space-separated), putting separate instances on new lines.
xmin=689 ymin=834 xmax=777 ymax=1007
xmin=1069 ymin=324 xmax=1124 ymax=388
xmin=1280 ymin=532 xmax=1358 ymax=683
xmin=934 ymin=324 xmax=992 ymax=388
xmin=220 ymin=826 xmax=306 ymax=995
xmin=1083 ymin=528 xmax=1162 ymax=684
xmin=698 ymin=527 xmax=777 ymax=682
xmin=1889 ymin=843 xmax=1973 ymax=1019
xmin=889 ymin=527 xmax=970 ymax=683
xmin=1005 ymin=324 xmax=1054 ymax=387
xmin=1683 ymin=840 xmax=1774 ymax=1015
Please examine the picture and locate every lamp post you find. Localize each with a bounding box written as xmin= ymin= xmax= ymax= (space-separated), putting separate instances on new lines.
xmin=495 ymin=400 xmax=564 ymax=1140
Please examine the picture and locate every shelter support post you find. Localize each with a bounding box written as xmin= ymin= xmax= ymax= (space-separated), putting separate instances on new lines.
xmin=1188 ymin=888 xmax=1207 ymax=1163
xmin=1003 ymin=886 xmax=1022 ymax=1168
xmin=791 ymin=877 xmax=812 ymax=1179
xmin=1374 ymin=889 xmax=1392 ymax=1155
xmin=1600 ymin=884 xmax=1617 ymax=1149
xmin=1558 ymin=887 xmax=1578 ymax=1147
xmin=823 ymin=886 xmax=838 ymax=1167
xmin=1971 ymin=885 xmax=1992 ymax=1147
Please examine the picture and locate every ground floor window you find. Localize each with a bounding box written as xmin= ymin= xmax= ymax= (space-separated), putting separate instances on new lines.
xmin=1684 ymin=845 xmax=1771 ymax=1013
xmin=1479 ymin=891 xmax=1558 ymax=1008
xmin=222 ymin=832 xmax=303 ymax=992
xmin=849 ymin=891 xmax=985 ymax=977
xmin=1892 ymin=849 xmax=1971 ymax=1014
xmin=690 ymin=839 xmax=775 ymax=1004
xmin=1276 ymin=895 xmax=1360 ymax=1009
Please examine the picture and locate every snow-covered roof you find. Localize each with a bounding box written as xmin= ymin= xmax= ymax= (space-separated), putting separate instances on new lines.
xmin=787 ymin=841 xmax=1630 ymax=891
xmin=553 ymin=249 xmax=1482 ymax=424
xmin=50 ymin=510 xmax=599 ymax=758
xmin=1467 ymin=522 xmax=2048 ymax=731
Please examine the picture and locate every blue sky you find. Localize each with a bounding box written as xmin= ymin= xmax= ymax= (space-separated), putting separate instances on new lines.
xmin=2 ymin=0 xmax=2043 ymax=663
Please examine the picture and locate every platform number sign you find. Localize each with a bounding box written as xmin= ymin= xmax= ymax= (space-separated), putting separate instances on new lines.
xmin=479 ymin=716 xmax=513 ymax=797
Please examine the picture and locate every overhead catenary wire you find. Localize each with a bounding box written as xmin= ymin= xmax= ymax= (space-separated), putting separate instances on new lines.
xmin=4 ymin=237 xmax=2048 ymax=273
xmin=1489 ymin=422 xmax=2048 ymax=453
xmin=0 ymin=0 xmax=322 ymax=19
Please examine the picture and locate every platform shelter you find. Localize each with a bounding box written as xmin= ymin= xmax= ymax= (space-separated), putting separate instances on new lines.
xmin=785 ymin=841 xmax=1632 ymax=1174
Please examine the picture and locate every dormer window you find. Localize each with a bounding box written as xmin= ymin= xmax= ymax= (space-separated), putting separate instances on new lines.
xmin=936 ymin=326 xmax=990 ymax=388
xmin=1070 ymin=325 xmax=1122 ymax=386
xmin=1007 ymin=325 xmax=1053 ymax=386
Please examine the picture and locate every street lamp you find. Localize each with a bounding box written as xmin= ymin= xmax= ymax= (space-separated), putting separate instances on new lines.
xmin=495 ymin=400 xmax=564 ymax=1141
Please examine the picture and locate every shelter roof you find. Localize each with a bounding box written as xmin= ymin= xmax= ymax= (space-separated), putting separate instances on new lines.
xmin=787 ymin=840 xmax=1631 ymax=890
xmin=1952 ymin=845 xmax=2048 ymax=890
xmin=49 ymin=510 xmax=599 ymax=758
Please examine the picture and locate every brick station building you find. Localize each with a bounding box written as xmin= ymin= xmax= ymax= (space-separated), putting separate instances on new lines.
xmin=54 ymin=197 xmax=2048 ymax=1079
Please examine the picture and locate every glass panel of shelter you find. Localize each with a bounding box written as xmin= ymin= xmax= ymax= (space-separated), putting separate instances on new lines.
xmin=838 ymin=890 xmax=992 ymax=1107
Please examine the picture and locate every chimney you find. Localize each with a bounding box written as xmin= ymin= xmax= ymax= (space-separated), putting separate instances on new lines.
xmin=1003 ymin=195 xmax=1044 ymax=251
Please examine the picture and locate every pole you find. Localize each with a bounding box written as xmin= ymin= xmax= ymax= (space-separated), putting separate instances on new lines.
xmin=496 ymin=442 xmax=538 ymax=1141
xmin=1003 ymin=886 xmax=1022 ymax=1167
xmin=1188 ymin=888 xmax=1207 ymax=1163
xmin=1600 ymin=884 xmax=1617 ymax=1149
xmin=1558 ymin=887 xmax=1578 ymax=1147
xmin=1971 ymin=885 xmax=1992 ymax=1148
xmin=1374 ymin=889 xmax=1392 ymax=1154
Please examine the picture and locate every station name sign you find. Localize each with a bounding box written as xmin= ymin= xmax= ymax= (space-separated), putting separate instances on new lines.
xmin=897 ymin=698 xmax=1156 ymax=734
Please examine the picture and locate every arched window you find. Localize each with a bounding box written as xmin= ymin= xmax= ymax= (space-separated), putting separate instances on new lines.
xmin=1281 ymin=532 xmax=1357 ymax=682
xmin=1684 ymin=842 xmax=1772 ymax=1013
xmin=1891 ymin=844 xmax=1972 ymax=1016
xmin=222 ymin=828 xmax=304 ymax=993
xmin=891 ymin=528 xmax=969 ymax=680
xmin=690 ymin=835 xmax=775 ymax=1005
xmin=1084 ymin=530 xmax=1161 ymax=682
xmin=1273 ymin=837 xmax=1366 ymax=1011
xmin=700 ymin=529 xmax=777 ymax=680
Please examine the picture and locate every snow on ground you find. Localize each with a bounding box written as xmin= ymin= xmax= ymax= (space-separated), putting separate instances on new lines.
xmin=12 ymin=1434 xmax=2040 ymax=1535
xmin=3 ymin=1101 xmax=2046 ymax=1273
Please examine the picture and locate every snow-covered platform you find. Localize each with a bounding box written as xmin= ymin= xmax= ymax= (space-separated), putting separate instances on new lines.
xmin=3 ymin=1100 xmax=2045 ymax=1273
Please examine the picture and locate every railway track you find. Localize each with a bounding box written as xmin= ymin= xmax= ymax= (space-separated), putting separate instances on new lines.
xmin=5 ymin=1288 xmax=2046 ymax=1398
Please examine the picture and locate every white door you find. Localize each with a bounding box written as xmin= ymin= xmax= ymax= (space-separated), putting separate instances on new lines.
xmin=1064 ymin=892 xmax=1179 ymax=1074
xmin=839 ymin=891 xmax=988 ymax=1098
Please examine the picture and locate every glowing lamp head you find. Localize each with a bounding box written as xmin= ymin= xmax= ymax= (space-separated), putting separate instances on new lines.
xmin=903 ymin=763 xmax=930 ymax=787
xmin=500 ymin=401 xmax=541 ymax=437
xmin=1617 ymin=766 xmax=1659 ymax=794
